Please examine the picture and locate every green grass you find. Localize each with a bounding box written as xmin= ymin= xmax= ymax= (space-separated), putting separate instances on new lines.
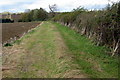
xmin=3 ymin=21 xmax=118 ymax=78
xmin=8 ymin=21 xmax=82 ymax=78
xmin=17 ymin=22 xmax=59 ymax=78
xmin=52 ymin=21 xmax=118 ymax=78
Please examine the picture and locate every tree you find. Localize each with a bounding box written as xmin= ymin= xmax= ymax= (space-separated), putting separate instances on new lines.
xmin=33 ymin=8 xmax=48 ymax=21
xmin=21 ymin=8 xmax=48 ymax=21
xmin=21 ymin=13 xmax=31 ymax=22
xmin=49 ymin=4 xmax=58 ymax=18
xmin=49 ymin=4 xmax=58 ymax=12
xmin=38 ymin=8 xmax=48 ymax=20
xmin=33 ymin=9 xmax=39 ymax=21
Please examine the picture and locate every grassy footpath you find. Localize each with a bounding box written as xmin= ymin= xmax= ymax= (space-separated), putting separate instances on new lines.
xmin=52 ymin=21 xmax=118 ymax=78
xmin=3 ymin=21 xmax=85 ymax=78
xmin=3 ymin=21 xmax=118 ymax=78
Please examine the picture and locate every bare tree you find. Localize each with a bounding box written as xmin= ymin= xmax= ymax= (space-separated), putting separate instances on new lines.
xmin=49 ymin=4 xmax=58 ymax=12
xmin=49 ymin=4 xmax=58 ymax=18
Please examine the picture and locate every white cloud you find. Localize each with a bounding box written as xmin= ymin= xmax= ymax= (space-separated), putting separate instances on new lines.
xmin=25 ymin=0 xmax=119 ymax=12
xmin=0 ymin=0 xmax=119 ymax=12
xmin=0 ymin=0 xmax=35 ymax=6
xmin=0 ymin=1 xmax=16 ymax=6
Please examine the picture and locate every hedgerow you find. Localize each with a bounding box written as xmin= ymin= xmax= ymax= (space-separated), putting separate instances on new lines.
xmin=52 ymin=2 xmax=120 ymax=55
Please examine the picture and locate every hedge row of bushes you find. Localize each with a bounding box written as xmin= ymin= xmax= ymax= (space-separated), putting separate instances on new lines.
xmin=52 ymin=2 xmax=120 ymax=55
xmin=0 ymin=19 xmax=14 ymax=23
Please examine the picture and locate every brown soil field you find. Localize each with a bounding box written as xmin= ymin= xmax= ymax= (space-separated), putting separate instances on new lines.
xmin=2 ymin=22 xmax=40 ymax=44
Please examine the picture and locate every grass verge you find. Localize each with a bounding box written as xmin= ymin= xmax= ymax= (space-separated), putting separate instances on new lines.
xmin=52 ymin=21 xmax=118 ymax=78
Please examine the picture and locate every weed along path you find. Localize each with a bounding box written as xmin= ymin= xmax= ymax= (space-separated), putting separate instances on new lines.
xmin=2 ymin=21 xmax=118 ymax=78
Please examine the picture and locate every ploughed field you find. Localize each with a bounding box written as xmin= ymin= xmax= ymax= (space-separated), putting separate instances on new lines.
xmin=2 ymin=22 xmax=40 ymax=44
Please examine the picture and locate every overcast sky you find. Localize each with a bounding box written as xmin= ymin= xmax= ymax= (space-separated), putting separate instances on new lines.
xmin=0 ymin=0 xmax=119 ymax=13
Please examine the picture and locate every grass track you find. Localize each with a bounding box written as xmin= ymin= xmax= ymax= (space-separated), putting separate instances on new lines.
xmin=3 ymin=21 xmax=118 ymax=78
xmin=52 ymin=22 xmax=118 ymax=78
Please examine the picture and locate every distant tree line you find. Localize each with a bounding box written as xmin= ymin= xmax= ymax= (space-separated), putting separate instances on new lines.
xmin=52 ymin=2 xmax=120 ymax=56
xmin=19 ymin=8 xmax=48 ymax=22
xmin=1 ymin=5 xmax=57 ymax=23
